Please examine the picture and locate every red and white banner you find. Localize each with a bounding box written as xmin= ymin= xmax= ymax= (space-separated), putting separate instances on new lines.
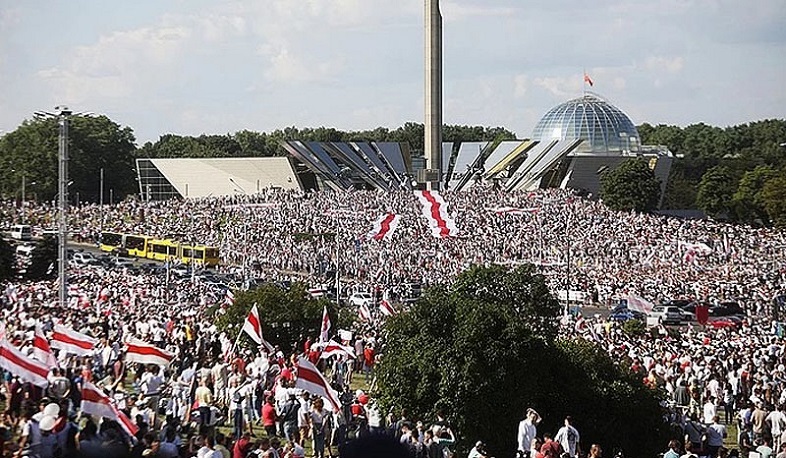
xmin=319 ymin=305 xmax=331 ymax=343
xmin=295 ymin=357 xmax=341 ymax=412
xmin=626 ymin=294 xmax=654 ymax=314
xmin=125 ymin=338 xmax=174 ymax=366
xmin=379 ymin=299 xmax=397 ymax=317
xmin=415 ymin=190 xmax=459 ymax=238
xmin=32 ymin=325 xmax=58 ymax=369
xmin=51 ymin=324 xmax=97 ymax=357
xmin=225 ymin=290 xmax=235 ymax=306
xmin=81 ymin=381 xmax=138 ymax=438
xmin=0 ymin=339 xmax=50 ymax=387
xmin=487 ymin=206 xmax=539 ymax=215
xmin=314 ymin=339 xmax=356 ymax=359
xmin=241 ymin=304 xmax=274 ymax=353
xmin=358 ymin=302 xmax=371 ymax=322
xmin=366 ymin=213 xmax=401 ymax=241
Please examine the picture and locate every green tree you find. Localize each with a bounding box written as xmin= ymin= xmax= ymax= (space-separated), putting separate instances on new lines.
xmin=732 ymin=165 xmax=777 ymax=223
xmin=215 ymin=282 xmax=355 ymax=354
xmin=599 ymin=159 xmax=662 ymax=212
xmin=376 ymin=265 xmax=666 ymax=457
xmin=761 ymin=173 xmax=786 ymax=227
xmin=696 ymin=165 xmax=738 ymax=219
xmin=0 ymin=237 xmax=15 ymax=281
xmin=26 ymin=236 xmax=57 ymax=280
xmin=0 ymin=115 xmax=137 ymax=202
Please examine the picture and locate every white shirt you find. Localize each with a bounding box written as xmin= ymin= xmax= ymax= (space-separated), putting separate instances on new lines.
xmin=517 ymin=419 xmax=537 ymax=452
xmin=555 ymin=425 xmax=580 ymax=458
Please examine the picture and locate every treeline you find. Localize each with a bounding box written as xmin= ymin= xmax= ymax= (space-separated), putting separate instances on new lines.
xmin=135 ymin=123 xmax=517 ymax=159
xmin=639 ymin=120 xmax=786 ymax=225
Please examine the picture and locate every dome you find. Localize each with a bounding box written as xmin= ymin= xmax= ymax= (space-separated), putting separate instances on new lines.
xmin=531 ymin=93 xmax=640 ymax=154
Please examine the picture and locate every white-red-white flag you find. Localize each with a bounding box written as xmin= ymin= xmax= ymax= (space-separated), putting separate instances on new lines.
xmin=225 ymin=290 xmax=235 ymax=306
xmin=242 ymin=304 xmax=263 ymax=345
xmin=241 ymin=304 xmax=275 ymax=353
xmin=32 ymin=324 xmax=58 ymax=369
xmin=81 ymin=381 xmax=139 ymax=439
xmin=415 ymin=190 xmax=459 ymax=238
xmin=366 ymin=213 xmax=401 ymax=241
xmin=626 ymin=294 xmax=654 ymax=314
xmin=0 ymin=339 xmax=50 ymax=387
xmin=379 ymin=299 xmax=397 ymax=317
xmin=319 ymin=306 xmax=331 ymax=343
xmin=125 ymin=338 xmax=174 ymax=366
xmin=358 ymin=302 xmax=371 ymax=322
xmin=295 ymin=356 xmax=341 ymax=412
xmin=314 ymin=339 xmax=356 ymax=359
xmin=51 ymin=324 xmax=97 ymax=357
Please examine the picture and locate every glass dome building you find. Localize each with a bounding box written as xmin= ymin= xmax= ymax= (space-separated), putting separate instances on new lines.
xmin=531 ymin=93 xmax=640 ymax=154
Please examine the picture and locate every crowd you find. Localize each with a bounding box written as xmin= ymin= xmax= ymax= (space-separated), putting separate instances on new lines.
xmin=0 ymin=185 xmax=785 ymax=458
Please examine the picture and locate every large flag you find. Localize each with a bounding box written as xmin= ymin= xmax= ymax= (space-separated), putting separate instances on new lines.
xmin=295 ymin=356 xmax=341 ymax=412
xmin=125 ymin=338 xmax=174 ymax=366
xmin=81 ymin=381 xmax=138 ymax=439
xmin=379 ymin=299 xmax=397 ymax=317
xmin=314 ymin=339 xmax=356 ymax=359
xmin=0 ymin=339 xmax=50 ymax=387
xmin=241 ymin=304 xmax=274 ymax=353
xmin=320 ymin=305 xmax=331 ymax=343
xmin=51 ymin=324 xmax=97 ymax=356
xmin=32 ymin=324 xmax=58 ymax=369
xmin=242 ymin=304 xmax=263 ymax=345
xmin=626 ymin=294 xmax=654 ymax=314
xmin=225 ymin=290 xmax=235 ymax=307
xmin=415 ymin=190 xmax=459 ymax=238
xmin=366 ymin=213 xmax=401 ymax=241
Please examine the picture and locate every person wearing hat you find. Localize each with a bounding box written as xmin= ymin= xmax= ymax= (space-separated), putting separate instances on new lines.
xmin=518 ymin=408 xmax=541 ymax=458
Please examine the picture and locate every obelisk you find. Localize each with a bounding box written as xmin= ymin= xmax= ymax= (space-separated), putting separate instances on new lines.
xmin=424 ymin=0 xmax=442 ymax=190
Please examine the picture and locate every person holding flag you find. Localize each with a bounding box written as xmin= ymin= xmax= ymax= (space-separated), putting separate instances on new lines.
xmin=320 ymin=306 xmax=331 ymax=343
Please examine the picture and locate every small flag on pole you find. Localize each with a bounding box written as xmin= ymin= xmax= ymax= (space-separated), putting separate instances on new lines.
xmin=584 ymin=72 xmax=594 ymax=87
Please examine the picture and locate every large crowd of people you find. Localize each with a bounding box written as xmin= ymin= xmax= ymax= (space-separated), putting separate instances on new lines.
xmin=0 ymin=184 xmax=785 ymax=458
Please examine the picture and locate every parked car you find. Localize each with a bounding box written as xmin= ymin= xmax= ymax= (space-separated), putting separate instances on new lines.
xmin=348 ymin=292 xmax=374 ymax=307
xmin=72 ymin=251 xmax=99 ymax=266
xmin=709 ymin=302 xmax=744 ymax=317
xmin=707 ymin=317 xmax=741 ymax=330
xmin=609 ymin=309 xmax=647 ymax=322
xmin=648 ymin=305 xmax=683 ymax=325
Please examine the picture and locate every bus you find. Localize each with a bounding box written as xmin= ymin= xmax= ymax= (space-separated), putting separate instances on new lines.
xmin=146 ymin=239 xmax=180 ymax=262
xmin=124 ymin=235 xmax=151 ymax=258
xmin=180 ymin=244 xmax=220 ymax=266
xmin=100 ymin=232 xmax=124 ymax=253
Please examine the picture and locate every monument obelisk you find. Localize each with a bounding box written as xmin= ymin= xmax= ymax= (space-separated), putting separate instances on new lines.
xmin=424 ymin=0 xmax=442 ymax=190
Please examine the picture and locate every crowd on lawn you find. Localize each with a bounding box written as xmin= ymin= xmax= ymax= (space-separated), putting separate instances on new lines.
xmin=0 ymin=185 xmax=784 ymax=458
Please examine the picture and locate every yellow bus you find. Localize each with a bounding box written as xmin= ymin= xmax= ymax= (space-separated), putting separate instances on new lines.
xmin=180 ymin=244 xmax=220 ymax=266
xmin=124 ymin=235 xmax=151 ymax=258
xmin=99 ymin=232 xmax=124 ymax=253
xmin=146 ymin=239 xmax=180 ymax=262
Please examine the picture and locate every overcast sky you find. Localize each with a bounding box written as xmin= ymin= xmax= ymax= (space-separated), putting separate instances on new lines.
xmin=1 ymin=0 xmax=784 ymax=145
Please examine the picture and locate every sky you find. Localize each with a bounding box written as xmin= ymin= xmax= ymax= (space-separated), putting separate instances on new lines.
xmin=0 ymin=0 xmax=784 ymax=145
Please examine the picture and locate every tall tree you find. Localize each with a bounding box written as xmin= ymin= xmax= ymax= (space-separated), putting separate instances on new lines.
xmin=376 ymin=265 xmax=666 ymax=457
xmin=761 ymin=172 xmax=786 ymax=227
xmin=732 ymin=165 xmax=778 ymax=224
xmin=696 ymin=165 xmax=738 ymax=219
xmin=599 ymin=159 xmax=662 ymax=212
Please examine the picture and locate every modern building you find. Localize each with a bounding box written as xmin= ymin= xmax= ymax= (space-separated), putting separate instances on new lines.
xmin=135 ymin=157 xmax=301 ymax=200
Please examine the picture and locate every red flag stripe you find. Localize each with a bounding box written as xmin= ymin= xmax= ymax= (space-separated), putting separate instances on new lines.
xmin=52 ymin=331 xmax=94 ymax=350
xmin=297 ymin=367 xmax=340 ymax=410
xmin=0 ymin=345 xmax=49 ymax=378
xmin=126 ymin=344 xmax=173 ymax=360
xmin=421 ymin=191 xmax=451 ymax=237
xmin=247 ymin=311 xmax=260 ymax=335
xmin=374 ymin=213 xmax=397 ymax=240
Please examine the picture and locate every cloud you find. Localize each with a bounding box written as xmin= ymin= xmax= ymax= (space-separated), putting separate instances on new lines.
xmin=262 ymin=46 xmax=344 ymax=84
xmin=514 ymin=75 xmax=528 ymax=98
xmin=441 ymin=1 xmax=519 ymax=22
xmin=644 ymin=56 xmax=685 ymax=74
xmin=532 ymin=76 xmax=582 ymax=99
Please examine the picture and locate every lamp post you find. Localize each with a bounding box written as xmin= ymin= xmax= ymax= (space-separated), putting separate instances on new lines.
xmin=35 ymin=106 xmax=74 ymax=309
xmin=230 ymin=178 xmax=249 ymax=288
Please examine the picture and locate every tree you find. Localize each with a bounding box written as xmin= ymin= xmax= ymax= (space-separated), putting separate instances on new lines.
xmin=376 ymin=265 xmax=666 ymax=457
xmin=696 ymin=165 xmax=738 ymax=219
xmin=761 ymin=172 xmax=786 ymax=227
xmin=214 ymin=282 xmax=355 ymax=354
xmin=0 ymin=115 xmax=137 ymax=202
xmin=732 ymin=165 xmax=778 ymax=224
xmin=599 ymin=159 xmax=662 ymax=212
xmin=0 ymin=237 xmax=15 ymax=281
xmin=26 ymin=236 xmax=57 ymax=280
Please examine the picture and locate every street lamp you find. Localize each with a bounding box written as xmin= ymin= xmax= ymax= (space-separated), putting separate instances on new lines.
xmin=34 ymin=106 xmax=78 ymax=309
